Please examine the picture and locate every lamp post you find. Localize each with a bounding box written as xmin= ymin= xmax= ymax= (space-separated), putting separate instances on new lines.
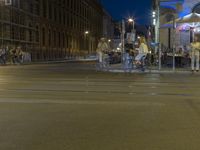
xmin=154 ymin=0 xmax=161 ymax=70
xmin=128 ymin=18 xmax=135 ymax=33
xmin=128 ymin=18 xmax=136 ymax=44
xmin=172 ymin=16 xmax=176 ymax=71
xmin=121 ymin=18 xmax=135 ymax=64
xmin=84 ymin=30 xmax=89 ymax=55
xmin=85 ymin=31 xmax=89 ymax=35
xmin=121 ymin=19 xmax=125 ymax=62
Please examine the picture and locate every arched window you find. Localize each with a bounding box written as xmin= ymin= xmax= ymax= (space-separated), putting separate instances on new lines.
xmin=193 ymin=3 xmax=200 ymax=14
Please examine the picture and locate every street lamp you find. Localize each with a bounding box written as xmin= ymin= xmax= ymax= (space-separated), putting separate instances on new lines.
xmin=128 ymin=18 xmax=134 ymax=23
xmin=121 ymin=17 xmax=136 ymax=63
xmin=154 ymin=0 xmax=161 ymax=70
xmin=84 ymin=31 xmax=90 ymax=54
xmin=152 ymin=11 xmax=156 ymax=26
xmin=128 ymin=18 xmax=135 ymax=32
xmin=85 ymin=31 xmax=89 ymax=35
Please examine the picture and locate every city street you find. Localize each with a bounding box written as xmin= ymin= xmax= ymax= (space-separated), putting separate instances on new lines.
xmin=1 ymin=62 xmax=200 ymax=150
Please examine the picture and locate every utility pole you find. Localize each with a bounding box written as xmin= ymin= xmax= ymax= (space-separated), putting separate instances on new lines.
xmin=121 ymin=19 xmax=125 ymax=63
xmin=172 ymin=16 xmax=176 ymax=71
xmin=155 ymin=0 xmax=161 ymax=70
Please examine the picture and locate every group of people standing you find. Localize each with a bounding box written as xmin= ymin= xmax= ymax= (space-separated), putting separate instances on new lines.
xmin=0 ymin=46 xmax=26 ymax=65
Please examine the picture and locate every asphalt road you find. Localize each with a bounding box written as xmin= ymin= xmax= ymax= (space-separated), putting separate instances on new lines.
xmin=0 ymin=62 xmax=200 ymax=150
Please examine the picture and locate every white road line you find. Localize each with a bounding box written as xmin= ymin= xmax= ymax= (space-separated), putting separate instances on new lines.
xmin=0 ymin=98 xmax=165 ymax=106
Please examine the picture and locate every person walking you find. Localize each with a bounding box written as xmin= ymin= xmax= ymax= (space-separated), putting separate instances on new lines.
xmin=191 ymin=35 xmax=200 ymax=72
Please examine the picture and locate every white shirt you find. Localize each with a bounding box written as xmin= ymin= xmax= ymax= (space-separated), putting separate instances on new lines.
xmin=97 ymin=42 xmax=109 ymax=53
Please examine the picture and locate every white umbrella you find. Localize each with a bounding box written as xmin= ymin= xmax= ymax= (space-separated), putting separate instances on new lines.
xmin=161 ymin=13 xmax=200 ymax=28
xmin=176 ymin=13 xmax=200 ymax=24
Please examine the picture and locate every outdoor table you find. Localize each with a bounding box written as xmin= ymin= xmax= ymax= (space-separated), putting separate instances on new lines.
xmin=166 ymin=53 xmax=186 ymax=67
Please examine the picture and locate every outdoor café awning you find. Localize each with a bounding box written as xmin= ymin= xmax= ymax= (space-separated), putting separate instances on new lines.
xmin=161 ymin=13 xmax=200 ymax=28
xmin=176 ymin=13 xmax=200 ymax=24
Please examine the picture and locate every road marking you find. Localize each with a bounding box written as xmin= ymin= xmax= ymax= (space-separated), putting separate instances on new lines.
xmin=0 ymin=98 xmax=165 ymax=106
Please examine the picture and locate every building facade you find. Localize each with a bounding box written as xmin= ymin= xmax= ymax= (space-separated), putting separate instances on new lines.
xmin=0 ymin=0 xmax=39 ymax=59
xmin=0 ymin=0 xmax=103 ymax=61
xmin=103 ymin=9 xmax=114 ymax=40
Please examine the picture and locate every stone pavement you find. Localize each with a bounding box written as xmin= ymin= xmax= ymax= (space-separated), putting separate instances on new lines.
xmin=1 ymin=63 xmax=200 ymax=150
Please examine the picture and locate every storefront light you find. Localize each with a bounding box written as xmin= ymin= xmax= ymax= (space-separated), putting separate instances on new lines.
xmin=152 ymin=11 xmax=156 ymax=18
xmin=153 ymin=19 xmax=156 ymax=26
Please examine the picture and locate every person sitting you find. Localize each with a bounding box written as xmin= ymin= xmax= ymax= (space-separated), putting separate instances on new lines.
xmin=135 ymin=37 xmax=149 ymax=69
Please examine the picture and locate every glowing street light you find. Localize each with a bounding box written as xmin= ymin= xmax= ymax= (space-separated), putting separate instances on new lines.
xmin=128 ymin=18 xmax=134 ymax=23
xmin=85 ymin=31 xmax=89 ymax=35
xmin=152 ymin=11 xmax=156 ymax=18
xmin=152 ymin=11 xmax=156 ymax=26
xmin=84 ymin=31 xmax=90 ymax=53
xmin=128 ymin=18 xmax=135 ymax=33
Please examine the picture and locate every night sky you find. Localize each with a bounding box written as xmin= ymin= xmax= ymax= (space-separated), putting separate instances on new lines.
xmin=101 ymin=0 xmax=152 ymax=25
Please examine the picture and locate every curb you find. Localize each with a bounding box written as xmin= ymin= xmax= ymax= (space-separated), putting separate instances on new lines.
xmin=107 ymin=69 xmax=196 ymax=74
xmin=0 ymin=59 xmax=97 ymax=66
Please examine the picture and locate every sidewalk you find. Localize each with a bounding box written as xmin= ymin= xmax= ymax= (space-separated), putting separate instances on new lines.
xmin=106 ymin=64 xmax=196 ymax=74
xmin=0 ymin=57 xmax=97 ymax=66
xmin=32 ymin=58 xmax=97 ymax=64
